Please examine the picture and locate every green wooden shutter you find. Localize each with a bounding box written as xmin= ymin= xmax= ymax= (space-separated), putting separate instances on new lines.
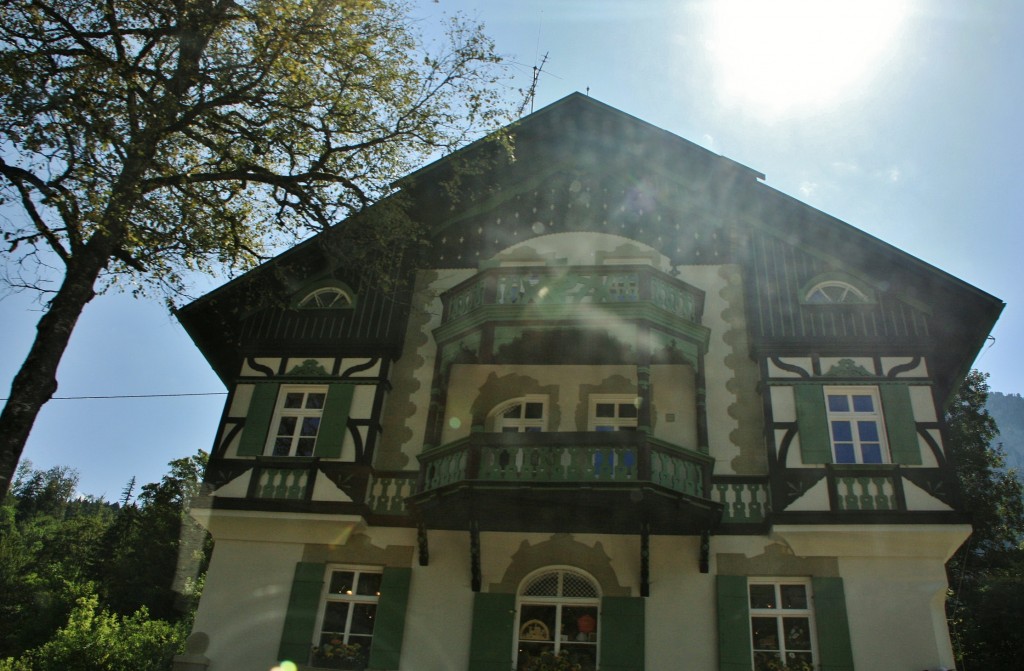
xmin=812 ymin=577 xmax=854 ymax=671
xmin=368 ymin=567 xmax=412 ymax=670
xmin=278 ymin=562 xmax=324 ymax=663
xmin=467 ymin=592 xmax=515 ymax=671
xmin=315 ymin=383 xmax=355 ymax=458
xmin=599 ymin=596 xmax=645 ymax=671
xmin=238 ymin=382 xmax=280 ymax=456
xmin=795 ymin=385 xmax=832 ymax=464
xmin=880 ymin=384 xmax=922 ymax=465
xmin=717 ymin=575 xmax=752 ymax=671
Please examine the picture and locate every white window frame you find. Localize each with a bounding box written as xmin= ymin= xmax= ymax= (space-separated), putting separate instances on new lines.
xmin=823 ymin=386 xmax=889 ymax=464
xmin=514 ymin=567 xmax=601 ymax=671
xmin=311 ymin=565 xmax=382 ymax=667
xmin=491 ymin=395 xmax=548 ymax=433
xmin=299 ymin=286 xmax=353 ymax=309
xmin=587 ymin=394 xmax=640 ymax=432
xmin=748 ymin=578 xmax=818 ymax=671
xmin=265 ymin=385 xmax=329 ymax=457
xmin=804 ymin=280 xmax=870 ymax=304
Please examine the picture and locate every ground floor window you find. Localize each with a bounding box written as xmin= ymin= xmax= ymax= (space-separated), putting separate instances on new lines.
xmin=516 ymin=568 xmax=600 ymax=671
xmin=312 ymin=566 xmax=381 ymax=668
xmin=749 ymin=579 xmax=816 ymax=671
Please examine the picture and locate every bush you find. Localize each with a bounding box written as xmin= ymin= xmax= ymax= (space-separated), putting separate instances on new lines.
xmin=0 ymin=594 xmax=185 ymax=671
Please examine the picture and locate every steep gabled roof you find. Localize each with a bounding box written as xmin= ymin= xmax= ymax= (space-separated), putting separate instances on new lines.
xmin=177 ymin=93 xmax=1002 ymax=398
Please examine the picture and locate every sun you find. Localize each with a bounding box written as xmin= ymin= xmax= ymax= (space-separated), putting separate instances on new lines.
xmin=708 ymin=0 xmax=913 ymax=118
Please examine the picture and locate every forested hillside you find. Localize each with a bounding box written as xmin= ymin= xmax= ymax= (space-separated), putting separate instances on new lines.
xmin=0 ymin=453 xmax=210 ymax=670
xmin=988 ymin=391 xmax=1024 ymax=474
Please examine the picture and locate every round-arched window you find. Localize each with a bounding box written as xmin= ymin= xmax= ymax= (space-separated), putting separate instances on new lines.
xmin=515 ymin=568 xmax=599 ymax=671
xmin=298 ymin=286 xmax=352 ymax=309
xmin=804 ymin=280 xmax=869 ymax=305
xmin=490 ymin=396 xmax=547 ymax=433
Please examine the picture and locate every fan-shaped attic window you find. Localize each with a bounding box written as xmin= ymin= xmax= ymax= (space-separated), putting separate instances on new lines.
xmin=298 ymin=286 xmax=353 ymax=309
xmin=801 ymin=275 xmax=875 ymax=305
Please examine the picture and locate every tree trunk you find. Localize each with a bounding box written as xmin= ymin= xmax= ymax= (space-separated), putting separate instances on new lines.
xmin=0 ymin=249 xmax=112 ymax=496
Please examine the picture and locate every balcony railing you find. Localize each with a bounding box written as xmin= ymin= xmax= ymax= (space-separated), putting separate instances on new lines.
xmin=440 ymin=265 xmax=705 ymax=326
xmin=410 ymin=432 xmax=720 ymax=534
xmin=418 ymin=431 xmax=713 ymax=499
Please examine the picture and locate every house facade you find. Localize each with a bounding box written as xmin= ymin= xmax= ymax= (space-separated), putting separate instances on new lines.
xmin=176 ymin=94 xmax=1003 ymax=671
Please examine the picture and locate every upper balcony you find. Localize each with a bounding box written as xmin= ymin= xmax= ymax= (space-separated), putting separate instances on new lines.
xmin=434 ymin=265 xmax=709 ymax=362
xmin=406 ymin=431 xmax=722 ymax=535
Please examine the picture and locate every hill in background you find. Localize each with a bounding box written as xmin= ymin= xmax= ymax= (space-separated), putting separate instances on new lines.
xmin=987 ymin=391 xmax=1024 ymax=474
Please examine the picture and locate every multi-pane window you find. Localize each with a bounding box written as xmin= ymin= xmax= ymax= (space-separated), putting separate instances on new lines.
xmin=494 ymin=397 xmax=547 ymax=433
xmin=804 ymin=280 xmax=869 ymax=304
xmin=267 ymin=386 xmax=327 ymax=456
xmin=749 ymin=580 xmax=816 ymax=671
xmin=299 ymin=287 xmax=352 ymax=309
xmin=312 ymin=567 xmax=381 ymax=668
xmin=516 ymin=569 xmax=599 ymax=671
xmin=588 ymin=395 xmax=639 ymax=432
xmin=825 ymin=387 xmax=888 ymax=464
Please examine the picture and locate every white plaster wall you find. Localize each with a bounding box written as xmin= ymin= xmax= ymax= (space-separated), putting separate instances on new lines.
xmin=840 ymin=556 xmax=956 ymax=671
xmin=191 ymin=539 xmax=304 ymax=671
xmin=679 ymin=265 xmax=742 ymax=473
xmin=400 ymin=531 xmax=476 ymax=671
xmin=646 ymin=536 xmax=716 ymax=670
xmin=651 ymin=364 xmax=698 ymax=447
xmin=442 ymin=364 xmax=638 ymax=443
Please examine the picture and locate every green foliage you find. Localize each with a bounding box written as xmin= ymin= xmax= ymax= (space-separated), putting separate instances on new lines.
xmin=987 ymin=391 xmax=1024 ymax=473
xmin=0 ymin=452 xmax=210 ymax=665
xmin=0 ymin=594 xmax=186 ymax=671
xmin=0 ymin=0 xmax=515 ymax=499
xmin=944 ymin=370 xmax=1024 ymax=670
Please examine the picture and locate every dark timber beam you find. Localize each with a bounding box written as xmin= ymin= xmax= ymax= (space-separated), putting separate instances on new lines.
xmin=640 ymin=521 xmax=651 ymax=597
xmin=470 ymin=521 xmax=481 ymax=592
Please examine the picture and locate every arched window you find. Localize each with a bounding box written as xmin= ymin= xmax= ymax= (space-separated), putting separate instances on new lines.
xmin=298 ymin=286 xmax=353 ymax=309
xmin=515 ymin=568 xmax=600 ymax=671
xmin=803 ymin=280 xmax=870 ymax=305
xmin=490 ymin=396 xmax=548 ymax=433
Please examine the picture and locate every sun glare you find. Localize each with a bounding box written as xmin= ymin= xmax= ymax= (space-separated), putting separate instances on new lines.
xmin=708 ymin=0 xmax=912 ymax=118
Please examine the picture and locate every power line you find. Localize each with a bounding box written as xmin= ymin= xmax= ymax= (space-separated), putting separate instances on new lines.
xmin=0 ymin=392 xmax=226 ymax=401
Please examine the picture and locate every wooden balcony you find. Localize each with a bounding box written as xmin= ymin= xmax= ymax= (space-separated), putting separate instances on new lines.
xmin=406 ymin=432 xmax=722 ymax=535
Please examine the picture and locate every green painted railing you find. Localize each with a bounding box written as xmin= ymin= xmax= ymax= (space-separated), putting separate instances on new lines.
xmin=442 ymin=265 xmax=704 ymax=324
xmin=254 ymin=467 xmax=310 ymax=500
xmin=365 ymin=474 xmax=417 ymax=514
xmin=834 ymin=475 xmax=898 ymax=511
xmin=825 ymin=465 xmax=907 ymax=512
xmin=419 ymin=432 xmax=713 ymax=500
xmin=711 ymin=479 xmax=771 ymax=523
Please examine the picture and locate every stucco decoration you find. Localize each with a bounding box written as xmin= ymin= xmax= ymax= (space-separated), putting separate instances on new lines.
xmin=718 ymin=265 xmax=766 ymax=474
xmin=302 ymin=533 xmax=415 ymax=567
xmin=575 ymin=375 xmax=638 ymax=431
xmin=489 ymin=533 xmax=630 ymax=596
xmin=374 ymin=272 xmax=438 ymax=470
xmin=285 ymin=359 xmax=330 ymax=377
xmin=824 ymin=358 xmax=873 ymax=378
xmin=717 ymin=542 xmax=839 ymax=577
xmin=470 ymin=372 xmax=561 ymax=431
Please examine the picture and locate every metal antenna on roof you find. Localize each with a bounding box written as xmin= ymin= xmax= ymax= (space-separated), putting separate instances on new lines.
xmin=518 ymin=51 xmax=549 ymax=117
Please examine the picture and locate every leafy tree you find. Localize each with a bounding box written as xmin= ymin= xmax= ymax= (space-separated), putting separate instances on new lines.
xmin=944 ymin=370 xmax=1024 ymax=670
xmin=100 ymin=452 xmax=211 ymax=619
xmin=0 ymin=452 xmax=210 ymax=661
xmin=0 ymin=0 xmax=514 ymax=495
xmin=0 ymin=593 xmax=186 ymax=671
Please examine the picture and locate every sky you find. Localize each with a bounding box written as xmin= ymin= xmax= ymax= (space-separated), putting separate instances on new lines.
xmin=2 ymin=0 xmax=1023 ymax=499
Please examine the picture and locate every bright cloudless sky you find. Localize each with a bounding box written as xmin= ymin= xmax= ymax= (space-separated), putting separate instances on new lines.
xmin=2 ymin=0 xmax=1023 ymax=499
